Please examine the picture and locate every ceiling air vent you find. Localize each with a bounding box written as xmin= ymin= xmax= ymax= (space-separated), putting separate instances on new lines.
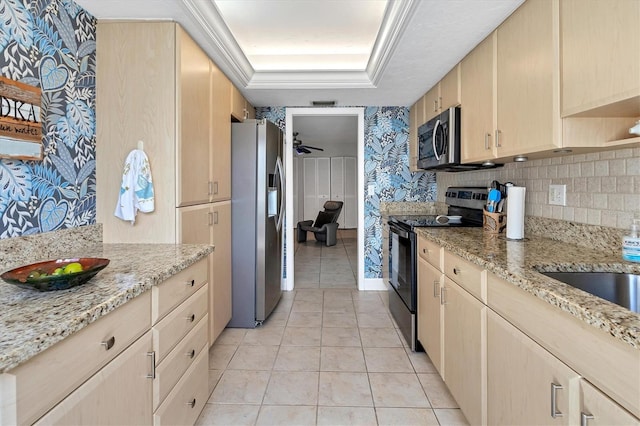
xmin=311 ymin=101 xmax=336 ymax=107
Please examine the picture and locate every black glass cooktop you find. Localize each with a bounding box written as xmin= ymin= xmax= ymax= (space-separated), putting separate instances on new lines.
xmin=389 ymin=214 xmax=483 ymax=229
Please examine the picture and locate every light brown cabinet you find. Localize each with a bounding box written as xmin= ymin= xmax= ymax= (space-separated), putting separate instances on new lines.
xmin=561 ymin=0 xmax=640 ymax=117
xmin=487 ymin=310 xmax=578 ymax=426
xmin=178 ymin=27 xmax=211 ymax=207
xmin=34 ymin=332 xmax=154 ymax=426
xmin=579 ymin=379 xmax=640 ymax=426
xmin=178 ymin=202 xmax=232 ymax=343
xmin=210 ymin=62 xmax=232 ymax=202
xmin=417 ymin=256 xmax=443 ymax=375
xmin=443 ymin=276 xmax=486 ymax=426
xmin=231 ymin=84 xmax=255 ymax=122
xmin=408 ymin=96 xmax=426 ymax=171
xmin=460 ymin=33 xmax=495 ymax=164
xmin=423 ymin=65 xmax=461 ymax=122
xmin=495 ymin=0 xmax=559 ymax=159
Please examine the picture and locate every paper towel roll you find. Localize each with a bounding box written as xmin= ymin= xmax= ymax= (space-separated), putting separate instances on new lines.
xmin=506 ymin=186 xmax=526 ymax=239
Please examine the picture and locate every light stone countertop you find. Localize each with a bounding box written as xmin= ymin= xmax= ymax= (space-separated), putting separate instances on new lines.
xmin=415 ymin=227 xmax=640 ymax=350
xmin=0 ymin=243 xmax=214 ymax=373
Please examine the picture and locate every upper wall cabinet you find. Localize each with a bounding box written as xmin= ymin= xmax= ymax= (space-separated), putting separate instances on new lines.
xmin=409 ymin=96 xmax=425 ymax=172
xmin=424 ymin=65 xmax=461 ymax=121
xmin=561 ymin=0 xmax=640 ymax=117
xmin=460 ymin=33 xmax=495 ymax=164
xmin=231 ymin=85 xmax=255 ymax=122
xmin=178 ymin=27 xmax=212 ymax=207
xmin=210 ymin=62 xmax=231 ymax=201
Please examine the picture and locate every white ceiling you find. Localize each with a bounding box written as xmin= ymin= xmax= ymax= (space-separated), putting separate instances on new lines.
xmin=75 ymin=0 xmax=525 ymax=107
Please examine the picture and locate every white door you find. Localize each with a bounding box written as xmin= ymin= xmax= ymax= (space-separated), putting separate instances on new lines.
xmin=331 ymin=157 xmax=345 ymax=228
xmin=317 ymin=157 xmax=331 ymax=214
xmin=303 ymin=157 xmax=331 ymax=222
xmin=303 ymin=158 xmax=317 ymax=222
xmin=344 ymin=157 xmax=357 ymax=228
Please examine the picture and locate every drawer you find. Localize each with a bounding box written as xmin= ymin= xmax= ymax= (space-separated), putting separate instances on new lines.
xmin=153 ymin=284 xmax=208 ymax=363
xmin=153 ymin=315 xmax=208 ymax=410
xmin=153 ymin=347 xmax=208 ymax=426
xmin=443 ymin=250 xmax=485 ymax=302
xmin=418 ymin=236 xmax=443 ymax=270
xmin=3 ymin=292 xmax=151 ymax=425
xmin=152 ymin=258 xmax=207 ymax=324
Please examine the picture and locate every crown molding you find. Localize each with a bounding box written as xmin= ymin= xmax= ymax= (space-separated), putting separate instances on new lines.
xmin=181 ymin=0 xmax=414 ymax=90
xmin=367 ymin=0 xmax=420 ymax=86
xmin=180 ymin=0 xmax=253 ymax=85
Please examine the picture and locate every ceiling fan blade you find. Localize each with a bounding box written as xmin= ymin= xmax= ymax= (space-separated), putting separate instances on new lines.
xmin=304 ymin=145 xmax=324 ymax=151
xmin=296 ymin=146 xmax=312 ymax=154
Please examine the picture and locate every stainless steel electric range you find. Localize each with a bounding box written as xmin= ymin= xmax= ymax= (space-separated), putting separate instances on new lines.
xmin=387 ymin=187 xmax=488 ymax=351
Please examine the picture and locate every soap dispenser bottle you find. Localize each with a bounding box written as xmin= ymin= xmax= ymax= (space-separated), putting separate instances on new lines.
xmin=622 ymin=219 xmax=640 ymax=262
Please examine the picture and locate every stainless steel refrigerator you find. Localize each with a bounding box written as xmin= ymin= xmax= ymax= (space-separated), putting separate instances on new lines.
xmin=229 ymin=119 xmax=284 ymax=328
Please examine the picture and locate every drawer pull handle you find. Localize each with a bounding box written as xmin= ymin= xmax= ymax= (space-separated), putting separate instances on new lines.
xmin=186 ymin=398 xmax=196 ymax=408
xmin=550 ymin=383 xmax=563 ymax=418
xmin=580 ymin=412 xmax=594 ymax=426
xmin=423 ymin=248 xmax=428 ymax=255
xmin=440 ymin=287 xmax=447 ymax=305
xmin=187 ymin=314 xmax=196 ymax=322
xmin=453 ymin=267 xmax=460 ymax=275
xmin=187 ymin=349 xmax=196 ymax=359
xmin=101 ymin=336 xmax=115 ymax=350
xmin=146 ymin=352 xmax=156 ymax=379
xmin=187 ymin=279 xmax=195 ymax=287
xmin=433 ymin=280 xmax=440 ymax=298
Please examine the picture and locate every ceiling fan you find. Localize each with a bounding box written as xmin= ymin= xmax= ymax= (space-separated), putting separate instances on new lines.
xmin=293 ymin=132 xmax=324 ymax=155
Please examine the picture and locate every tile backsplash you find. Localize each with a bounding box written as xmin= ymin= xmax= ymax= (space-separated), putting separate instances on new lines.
xmin=436 ymin=146 xmax=640 ymax=229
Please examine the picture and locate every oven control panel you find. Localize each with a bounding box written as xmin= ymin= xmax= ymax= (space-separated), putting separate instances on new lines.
xmin=445 ymin=187 xmax=488 ymax=210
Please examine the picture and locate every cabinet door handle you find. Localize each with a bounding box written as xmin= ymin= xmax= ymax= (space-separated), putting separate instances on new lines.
xmin=433 ymin=280 xmax=440 ymax=298
xmin=440 ymin=287 xmax=447 ymax=305
xmin=208 ymin=212 xmax=213 ymax=226
xmin=101 ymin=336 xmax=115 ymax=350
xmin=146 ymin=351 xmax=156 ymax=379
xmin=433 ymin=99 xmax=438 ymax=112
xmin=208 ymin=181 xmax=213 ymax=196
xmin=495 ymin=129 xmax=502 ymax=147
xmin=186 ymin=314 xmax=195 ymax=322
xmin=580 ymin=412 xmax=594 ymax=426
xmin=187 ymin=349 xmax=196 ymax=359
xmin=485 ymin=133 xmax=491 ymax=150
xmin=452 ymin=267 xmax=460 ymax=275
xmin=422 ymin=248 xmax=428 ymax=255
xmin=213 ymin=181 xmax=218 ymax=195
xmin=550 ymin=383 xmax=563 ymax=418
xmin=186 ymin=398 xmax=197 ymax=409
xmin=213 ymin=211 xmax=219 ymax=225
xmin=186 ymin=279 xmax=195 ymax=287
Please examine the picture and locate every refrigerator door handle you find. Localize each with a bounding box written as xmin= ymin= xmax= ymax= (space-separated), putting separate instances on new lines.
xmin=275 ymin=156 xmax=284 ymax=232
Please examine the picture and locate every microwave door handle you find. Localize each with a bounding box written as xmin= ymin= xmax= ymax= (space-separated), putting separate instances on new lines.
xmin=432 ymin=119 xmax=441 ymax=161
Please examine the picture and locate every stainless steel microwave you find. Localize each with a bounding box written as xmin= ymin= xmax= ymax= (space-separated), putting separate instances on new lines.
xmin=417 ymin=106 xmax=461 ymax=171
xmin=417 ymin=106 xmax=501 ymax=172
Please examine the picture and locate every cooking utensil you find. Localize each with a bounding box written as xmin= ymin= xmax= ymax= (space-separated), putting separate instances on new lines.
xmin=487 ymin=189 xmax=502 ymax=213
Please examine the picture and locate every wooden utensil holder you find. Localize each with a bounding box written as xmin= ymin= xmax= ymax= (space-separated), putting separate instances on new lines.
xmin=483 ymin=208 xmax=507 ymax=234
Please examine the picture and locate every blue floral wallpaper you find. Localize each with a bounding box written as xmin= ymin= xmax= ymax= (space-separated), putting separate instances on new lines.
xmin=256 ymin=106 xmax=437 ymax=279
xmin=0 ymin=0 xmax=96 ymax=238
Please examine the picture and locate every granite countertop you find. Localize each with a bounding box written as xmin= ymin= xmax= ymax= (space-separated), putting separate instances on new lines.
xmin=415 ymin=227 xmax=640 ymax=350
xmin=0 ymin=243 xmax=214 ymax=373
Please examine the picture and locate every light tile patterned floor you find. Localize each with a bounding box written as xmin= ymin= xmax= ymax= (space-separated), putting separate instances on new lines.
xmin=197 ymin=230 xmax=469 ymax=426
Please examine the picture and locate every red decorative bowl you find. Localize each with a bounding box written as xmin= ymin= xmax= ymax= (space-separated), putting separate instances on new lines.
xmin=1 ymin=258 xmax=110 ymax=291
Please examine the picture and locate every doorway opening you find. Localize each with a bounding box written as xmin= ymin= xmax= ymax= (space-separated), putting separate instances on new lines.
xmin=284 ymin=108 xmax=365 ymax=291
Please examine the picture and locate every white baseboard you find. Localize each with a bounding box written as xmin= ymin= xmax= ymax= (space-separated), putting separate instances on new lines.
xmin=359 ymin=278 xmax=388 ymax=291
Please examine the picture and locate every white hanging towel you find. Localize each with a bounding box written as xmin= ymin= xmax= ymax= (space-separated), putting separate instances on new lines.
xmin=114 ymin=149 xmax=155 ymax=224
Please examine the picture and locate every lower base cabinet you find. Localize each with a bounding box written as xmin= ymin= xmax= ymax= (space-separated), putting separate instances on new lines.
xmin=487 ymin=310 xmax=578 ymax=425
xmin=579 ymin=379 xmax=640 ymax=426
xmin=443 ymin=277 xmax=486 ymax=426
xmin=35 ymin=332 xmax=154 ymax=425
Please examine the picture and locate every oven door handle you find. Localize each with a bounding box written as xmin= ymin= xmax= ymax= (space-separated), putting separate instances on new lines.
xmin=389 ymin=223 xmax=410 ymax=239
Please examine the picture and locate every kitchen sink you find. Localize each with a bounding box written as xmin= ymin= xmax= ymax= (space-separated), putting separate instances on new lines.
xmin=540 ymin=271 xmax=639 ymax=313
